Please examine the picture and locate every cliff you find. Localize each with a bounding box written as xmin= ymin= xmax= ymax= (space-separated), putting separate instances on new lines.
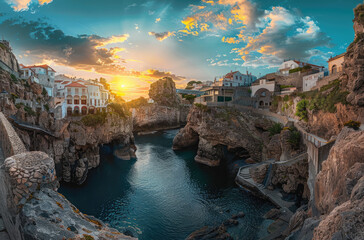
xmin=173 ymin=105 xmax=277 ymax=166
xmin=0 ymin=67 xmax=135 ymax=185
xmin=0 ymin=41 xmax=20 ymax=74
xmin=133 ymin=104 xmax=189 ymax=132
xmin=132 ymin=77 xmax=190 ymax=132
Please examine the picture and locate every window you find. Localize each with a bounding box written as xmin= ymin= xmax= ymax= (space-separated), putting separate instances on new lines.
xmin=67 ymin=88 xmax=71 ymax=94
xmin=75 ymin=88 xmax=79 ymax=94
xmin=74 ymin=99 xmax=79 ymax=104
xmin=82 ymin=89 xmax=86 ymax=95
xmin=67 ymin=99 xmax=72 ymax=104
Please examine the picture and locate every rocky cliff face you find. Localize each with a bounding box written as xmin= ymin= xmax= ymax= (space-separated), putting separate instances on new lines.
xmin=344 ymin=3 xmax=364 ymax=106
xmin=132 ymin=104 xmax=189 ymax=132
xmin=16 ymin=113 xmax=135 ymax=185
xmin=0 ymin=68 xmax=135 ymax=185
xmin=0 ymin=42 xmax=20 ymax=73
xmin=149 ymin=77 xmax=181 ymax=107
xmin=173 ymin=106 xmax=271 ymax=166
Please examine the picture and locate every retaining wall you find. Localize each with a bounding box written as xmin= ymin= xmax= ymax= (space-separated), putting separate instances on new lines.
xmin=0 ymin=112 xmax=26 ymax=158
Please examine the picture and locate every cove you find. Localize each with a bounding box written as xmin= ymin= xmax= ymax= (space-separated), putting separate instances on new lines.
xmin=59 ymin=129 xmax=274 ymax=240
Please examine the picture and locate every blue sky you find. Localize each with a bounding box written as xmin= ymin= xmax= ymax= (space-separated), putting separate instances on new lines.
xmin=0 ymin=0 xmax=362 ymax=99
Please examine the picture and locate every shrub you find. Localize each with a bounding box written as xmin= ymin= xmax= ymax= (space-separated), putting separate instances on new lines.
xmin=289 ymin=67 xmax=302 ymax=74
xmin=288 ymin=128 xmax=301 ymax=150
xmin=10 ymin=74 xmax=18 ymax=83
xmin=81 ymin=112 xmax=107 ymax=127
xmin=194 ymin=103 xmax=209 ymax=111
xmin=125 ymin=97 xmax=148 ymax=109
xmin=44 ymin=104 xmax=49 ymax=111
xmin=42 ymin=88 xmax=48 ymax=96
xmin=15 ymin=103 xmax=24 ymax=109
xmin=24 ymin=106 xmax=36 ymax=116
xmin=283 ymin=95 xmax=290 ymax=101
xmin=108 ymin=103 xmax=128 ymax=118
xmin=344 ymin=120 xmax=361 ymax=130
xmin=295 ymin=99 xmax=309 ymax=121
xmin=181 ymin=94 xmax=196 ymax=103
xmin=268 ymin=122 xmax=283 ymax=136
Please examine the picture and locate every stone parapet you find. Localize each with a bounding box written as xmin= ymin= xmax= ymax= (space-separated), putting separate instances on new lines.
xmin=0 ymin=112 xmax=26 ymax=158
xmin=4 ymin=151 xmax=57 ymax=206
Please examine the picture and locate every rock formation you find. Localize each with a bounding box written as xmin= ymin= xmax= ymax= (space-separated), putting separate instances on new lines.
xmin=132 ymin=104 xmax=189 ymax=132
xmin=0 ymin=41 xmax=20 ymax=73
xmin=149 ymin=77 xmax=181 ymax=107
xmin=344 ymin=3 xmax=364 ymax=106
xmin=173 ymin=105 xmax=267 ymax=165
xmin=132 ymin=77 xmax=189 ymax=132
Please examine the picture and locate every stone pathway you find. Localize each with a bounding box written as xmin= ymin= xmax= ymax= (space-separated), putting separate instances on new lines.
xmin=235 ymin=160 xmax=297 ymax=215
xmin=0 ymin=142 xmax=11 ymax=240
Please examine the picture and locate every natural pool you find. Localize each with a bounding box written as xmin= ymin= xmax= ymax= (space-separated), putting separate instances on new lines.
xmin=59 ymin=129 xmax=274 ymax=240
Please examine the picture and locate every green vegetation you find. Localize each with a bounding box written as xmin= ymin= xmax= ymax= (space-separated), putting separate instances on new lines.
xmin=24 ymin=105 xmax=36 ymax=116
xmin=295 ymin=99 xmax=309 ymax=121
xmin=44 ymin=104 xmax=49 ymax=111
xmin=99 ymin=77 xmax=110 ymax=90
xmin=289 ymin=67 xmax=302 ymax=74
xmin=42 ymin=88 xmax=48 ymax=96
xmin=108 ymin=103 xmax=129 ymax=118
xmin=194 ymin=103 xmax=209 ymax=111
xmin=15 ymin=103 xmax=24 ymax=109
xmin=10 ymin=74 xmax=18 ymax=83
xmin=181 ymin=94 xmax=196 ymax=103
xmin=280 ymin=85 xmax=294 ymax=90
xmin=289 ymin=65 xmax=311 ymax=74
xmin=288 ymin=127 xmax=301 ymax=150
xmin=81 ymin=112 xmax=107 ymax=127
xmin=0 ymin=42 xmax=7 ymax=50
xmin=344 ymin=120 xmax=361 ymax=130
xmin=185 ymin=80 xmax=202 ymax=90
xmin=268 ymin=122 xmax=283 ymax=136
xmin=283 ymin=95 xmax=290 ymax=101
xmin=271 ymin=96 xmax=281 ymax=110
xmin=125 ymin=97 xmax=148 ymax=109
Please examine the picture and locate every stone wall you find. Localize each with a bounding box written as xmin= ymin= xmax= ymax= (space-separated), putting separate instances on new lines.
xmin=0 ymin=112 xmax=27 ymax=158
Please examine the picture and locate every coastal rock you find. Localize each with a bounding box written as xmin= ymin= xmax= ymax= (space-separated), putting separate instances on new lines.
xmin=20 ymin=188 xmax=136 ymax=240
xmin=149 ymin=77 xmax=181 ymax=107
xmin=133 ymin=103 xmax=189 ymax=132
xmin=186 ymin=225 xmax=232 ymax=240
xmin=250 ymin=164 xmax=268 ymax=184
xmin=266 ymin=134 xmax=281 ymax=161
xmin=264 ymin=208 xmax=281 ymax=220
xmin=315 ymin=128 xmax=364 ymax=214
xmin=173 ymin=106 xmax=268 ymax=166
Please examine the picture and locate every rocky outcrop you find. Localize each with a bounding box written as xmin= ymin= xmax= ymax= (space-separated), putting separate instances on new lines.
xmin=250 ymin=164 xmax=268 ymax=184
xmin=20 ymin=113 xmax=136 ymax=185
xmin=314 ymin=128 xmax=364 ymax=214
xmin=344 ymin=3 xmax=364 ymax=106
xmin=132 ymin=104 xmax=189 ymax=132
xmin=271 ymin=160 xmax=309 ymax=199
xmin=20 ymin=188 xmax=135 ymax=240
xmin=173 ymin=106 xmax=267 ymax=166
xmin=0 ymin=41 xmax=20 ymax=73
xmin=149 ymin=77 xmax=181 ymax=107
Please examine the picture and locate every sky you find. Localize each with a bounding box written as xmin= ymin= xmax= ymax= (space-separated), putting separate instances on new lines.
xmin=0 ymin=0 xmax=362 ymax=100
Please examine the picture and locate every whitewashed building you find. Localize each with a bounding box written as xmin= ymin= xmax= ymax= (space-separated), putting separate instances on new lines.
xmin=278 ymin=60 xmax=324 ymax=76
xmin=303 ymin=71 xmax=325 ymax=92
xmin=214 ymin=71 xmax=257 ymax=87
xmin=20 ymin=64 xmax=56 ymax=96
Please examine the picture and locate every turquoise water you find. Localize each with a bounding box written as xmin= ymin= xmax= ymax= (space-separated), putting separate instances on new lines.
xmin=59 ymin=129 xmax=273 ymax=240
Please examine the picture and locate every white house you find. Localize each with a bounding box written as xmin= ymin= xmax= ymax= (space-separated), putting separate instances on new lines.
xmin=278 ymin=60 xmax=324 ymax=76
xmin=303 ymin=71 xmax=325 ymax=92
xmin=251 ymin=79 xmax=276 ymax=97
xmin=20 ymin=64 xmax=56 ymax=96
xmin=214 ymin=71 xmax=257 ymax=87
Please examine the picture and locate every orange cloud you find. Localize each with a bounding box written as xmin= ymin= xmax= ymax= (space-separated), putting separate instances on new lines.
xmin=222 ymin=36 xmax=240 ymax=44
xmin=95 ymin=34 xmax=130 ymax=48
xmin=6 ymin=0 xmax=53 ymax=11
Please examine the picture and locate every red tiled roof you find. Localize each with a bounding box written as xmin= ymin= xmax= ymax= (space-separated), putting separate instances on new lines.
xmin=224 ymin=71 xmax=239 ymax=79
xmin=20 ymin=64 xmax=56 ymax=72
xmin=65 ymin=82 xmax=87 ymax=88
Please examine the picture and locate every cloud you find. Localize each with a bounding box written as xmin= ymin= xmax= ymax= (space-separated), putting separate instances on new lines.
xmin=155 ymin=18 xmax=161 ymax=23
xmin=5 ymin=0 xmax=53 ymax=11
xmin=148 ymin=31 xmax=175 ymax=41
xmin=0 ymin=18 xmax=130 ymax=75
xmin=142 ymin=69 xmax=186 ymax=81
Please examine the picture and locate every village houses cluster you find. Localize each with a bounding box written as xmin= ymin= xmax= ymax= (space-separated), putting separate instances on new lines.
xmin=0 ymin=39 xmax=346 ymax=116
xmin=19 ymin=63 xmax=112 ymax=118
xmin=186 ymin=54 xmax=344 ymax=109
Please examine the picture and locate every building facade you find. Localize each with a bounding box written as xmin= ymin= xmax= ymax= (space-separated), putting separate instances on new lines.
xmin=279 ymin=60 xmax=324 ymax=76
xmin=214 ymin=71 xmax=257 ymax=87
xmin=303 ymin=71 xmax=325 ymax=92
xmin=20 ymin=64 xmax=56 ymax=96
xmin=328 ymin=53 xmax=345 ymax=75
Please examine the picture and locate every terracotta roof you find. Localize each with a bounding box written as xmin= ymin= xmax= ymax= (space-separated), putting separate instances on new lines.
xmin=65 ymin=82 xmax=87 ymax=88
xmin=328 ymin=53 xmax=345 ymax=62
xmin=224 ymin=71 xmax=239 ymax=79
xmin=20 ymin=64 xmax=56 ymax=72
